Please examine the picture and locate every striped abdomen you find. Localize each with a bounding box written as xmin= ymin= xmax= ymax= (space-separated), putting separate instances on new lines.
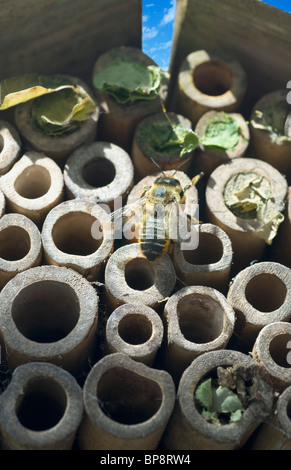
xmin=139 ymin=210 xmax=170 ymax=261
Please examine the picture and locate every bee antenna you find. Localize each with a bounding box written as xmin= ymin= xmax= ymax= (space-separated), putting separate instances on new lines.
xmin=150 ymin=156 xmax=165 ymax=175
xmin=173 ymin=156 xmax=192 ymax=176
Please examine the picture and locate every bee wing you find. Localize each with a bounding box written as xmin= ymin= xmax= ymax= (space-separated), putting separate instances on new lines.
xmin=108 ymin=195 xmax=148 ymax=226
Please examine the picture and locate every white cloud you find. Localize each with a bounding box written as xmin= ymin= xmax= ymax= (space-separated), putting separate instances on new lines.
xmin=143 ymin=14 xmax=149 ymax=22
xmin=160 ymin=0 xmax=176 ymax=26
xmin=143 ymin=25 xmax=159 ymax=40
xmin=149 ymin=41 xmax=172 ymax=54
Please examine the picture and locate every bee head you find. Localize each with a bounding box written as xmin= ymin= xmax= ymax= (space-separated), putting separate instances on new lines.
xmin=155 ymin=176 xmax=181 ymax=188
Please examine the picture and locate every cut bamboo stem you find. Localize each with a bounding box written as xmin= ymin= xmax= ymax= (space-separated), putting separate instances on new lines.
xmin=105 ymin=303 xmax=164 ymax=366
xmin=252 ymin=321 xmax=291 ymax=392
xmin=104 ymin=243 xmax=176 ymax=312
xmin=0 ymin=362 xmax=83 ymax=450
xmin=42 ymin=199 xmax=114 ymax=282
xmin=205 ymin=157 xmax=288 ymax=272
xmin=173 ymin=223 xmax=233 ymax=294
xmin=0 ymin=120 xmax=21 ymax=175
xmin=132 ymin=112 xmax=193 ymax=179
xmin=227 ymin=261 xmax=291 ymax=352
xmin=161 ymin=286 xmax=235 ymax=381
xmin=0 ymin=265 xmax=99 ymax=373
xmin=78 ymin=353 xmax=175 ymax=450
xmin=162 ymin=349 xmax=273 ymax=450
xmin=64 ymin=141 xmax=134 ymax=210
xmin=14 ymin=75 xmax=99 ymax=166
xmin=175 ymin=49 xmax=247 ymax=125
xmin=92 ymin=46 xmax=168 ymax=152
xmin=0 ymin=213 xmax=42 ymax=290
xmin=0 ymin=151 xmax=64 ymax=227
xmin=194 ymin=110 xmax=249 ymax=176
xmin=249 ymin=386 xmax=291 ymax=450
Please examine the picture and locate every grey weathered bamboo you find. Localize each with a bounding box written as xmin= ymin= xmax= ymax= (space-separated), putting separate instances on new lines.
xmin=0 ymin=265 xmax=99 ymax=373
xmin=249 ymin=386 xmax=291 ymax=450
xmin=173 ymin=223 xmax=233 ymax=294
xmin=104 ymin=243 xmax=176 ymax=312
xmin=92 ymin=46 xmax=168 ymax=151
xmin=252 ymin=322 xmax=291 ymax=392
xmin=194 ymin=111 xmax=249 ymax=176
xmin=227 ymin=261 xmax=291 ymax=351
xmin=0 ymin=213 xmax=42 ymax=290
xmin=0 ymin=362 xmax=83 ymax=450
xmin=0 ymin=120 xmax=21 ymax=175
xmin=64 ymin=141 xmax=134 ymax=210
xmin=174 ymin=49 xmax=247 ymax=125
xmin=105 ymin=303 xmax=164 ymax=366
xmin=271 ymin=186 xmax=291 ymax=267
xmin=205 ymin=157 xmax=288 ymax=272
xmin=162 ymin=286 xmax=235 ymax=381
xmin=162 ymin=349 xmax=273 ymax=450
xmin=42 ymin=199 xmax=114 ymax=281
xmin=78 ymin=353 xmax=175 ymax=450
xmin=0 ymin=151 xmax=64 ymax=227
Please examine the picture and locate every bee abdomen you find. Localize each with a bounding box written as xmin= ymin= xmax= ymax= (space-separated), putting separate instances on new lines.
xmin=139 ymin=238 xmax=170 ymax=261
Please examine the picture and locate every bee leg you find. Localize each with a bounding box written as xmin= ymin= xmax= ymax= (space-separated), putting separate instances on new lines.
xmin=180 ymin=172 xmax=204 ymax=203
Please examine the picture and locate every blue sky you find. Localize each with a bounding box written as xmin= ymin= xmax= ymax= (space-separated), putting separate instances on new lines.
xmin=142 ymin=1 xmax=291 ymax=70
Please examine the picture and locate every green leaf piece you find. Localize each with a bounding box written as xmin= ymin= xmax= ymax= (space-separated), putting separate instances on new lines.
xmin=251 ymin=100 xmax=291 ymax=143
xmin=93 ymin=57 xmax=163 ymax=104
xmin=195 ymin=378 xmax=213 ymax=409
xmin=212 ymin=386 xmax=243 ymax=414
xmin=200 ymin=113 xmax=242 ymax=151
xmin=223 ymin=172 xmax=285 ymax=244
xmin=139 ymin=119 xmax=199 ymax=157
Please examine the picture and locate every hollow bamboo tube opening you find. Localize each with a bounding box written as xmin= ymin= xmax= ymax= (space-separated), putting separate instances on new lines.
xmin=175 ymin=50 xmax=247 ymax=125
xmin=42 ymin=199 xmax=114 ymax=281
xmin=227 ymin=262 xmax=291 ymax=351
xmin=162 ymin=286 xmax=235 ymax=381
xmin=249 ymin=386 xmax=291 ymax=450
xmin=105 ymin=304 xmax=164 ymax=365
xmin=173 ymin=223 xmax=233 ymax=293
xmin=64 ymin=141 xmax=134 ymax=209
xmin=252 ymin=322 xmax=291 ymax=392
xmin=0 ymin=214 xmax=42 ymax=290
xmin=104 ymin=243 xmax=176 ymax=311
xmin=0 ymin=265 xmax=99 ymax=373
xmin=78 ymin=353 xmax=175 ymax=450
xmin=162 ymin=350 xmax=273 ymax=450
xmin=0 ymin=362 xmax=83 ymax=450
xmin=0 ymin=151 xmax=64 ymax=227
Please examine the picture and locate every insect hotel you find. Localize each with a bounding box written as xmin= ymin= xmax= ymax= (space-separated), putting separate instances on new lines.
xmin=0 ymin=0 xmax=290 ymax=452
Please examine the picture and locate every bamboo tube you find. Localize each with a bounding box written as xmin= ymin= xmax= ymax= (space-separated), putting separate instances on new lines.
xmin=194 ymin=110 xmax=249 ymax=176
xmin=64 ymin=141 xmax=134 ymax=210
xmin=161 ymin=286 xmax=235 ymax=381
xmin=0 ymin=120 xmax=21 ymax=175
xmin=162 ymin=349 xmax=273 ymax=450
xmin=132 ymin=112 xmax=193 ymax=180
xmin=205 ymin=157 xmax=288 ymax=272
xmin=249 ymin=90 xmax=291 ymax=181
xmin=271 ymin=186 xmax=291 ymax=267
xmin=227 ymin=261 xmax=291 ymax=352
xmin=42 ymin=199 xmax=114 ymax=282
xmin=0 ymin=189 xmax=5 ymax=219
xmin=0 ymin=362 xmax=83 ymax=450
xmin=14 ymin=75 xmax=99 ymax=166
xmin=92 ymin=46 xmax=168 ymax=152
xmin=78 ymin=353 xmax=175 ymax=450
xmin=0 ymin=265 xmax=99 ymax=373
xmin=173 ymin=223 xmax=233 ymax=294
xmin=0 ymin=213 xmax=42 ymax=290
xmin=0 ymin=151 xmax=64 ymax=227
xmin=249 ymin=386 xmax=291 ymax=450
xmin=105 ymin=303 xmax=164 ymax=366
xmin=104 ymin=243 xmax=176 ymax=312
xmin=175 ymin=49 xmax=247 ymax=125
xmin=252 ymin=322 xmax=291 ymax=392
